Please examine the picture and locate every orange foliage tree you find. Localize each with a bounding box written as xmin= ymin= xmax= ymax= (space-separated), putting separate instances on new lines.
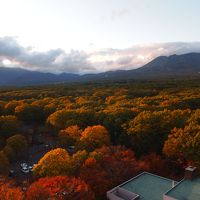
xmin=139 ymin=153 xmax=171 ymax=177
xmin=0 ymin=178 xmax=24 ymax=200
xmin=80 ymin=146 xmax=140 ymax=199
xmin=26 ymin=176 xmax=95 ymax=200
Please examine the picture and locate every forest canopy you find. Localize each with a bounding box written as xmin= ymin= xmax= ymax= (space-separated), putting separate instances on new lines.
xmin=0 ymin=78 xmax=200 ymax=199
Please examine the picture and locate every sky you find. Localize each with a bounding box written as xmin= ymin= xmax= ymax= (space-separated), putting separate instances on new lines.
xmin=0 ymin=0 xmax=200 ymax=74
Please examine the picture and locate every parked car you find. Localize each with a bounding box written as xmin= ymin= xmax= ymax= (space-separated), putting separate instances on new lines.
xmin=20 ymin=163 xmax=28 ymax=168
xmin=21 ymin=166 xmax=29 ymax=173
xmin=20 ymin=162 xmax=34 ymax=173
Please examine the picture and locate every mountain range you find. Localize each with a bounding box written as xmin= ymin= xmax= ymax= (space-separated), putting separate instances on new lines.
xmin=1 ymin=52 xmax=200 ymax=85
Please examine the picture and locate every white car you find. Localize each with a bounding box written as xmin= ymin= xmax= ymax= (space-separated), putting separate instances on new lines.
xmin=20 ymin=163 xmax=28 ymax=168
xmin=20 ymin=163 xmax=36 ymax=173
xmin=21 ymin=166 xmax=29 ymax=173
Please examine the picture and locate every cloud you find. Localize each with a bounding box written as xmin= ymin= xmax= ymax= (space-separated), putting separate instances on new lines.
xmin=0 ymin=37 xmax=200 ymax=74
xmin=88 ymin=42 xmax=200 ymax=72
xmin=0 ymin=36 xmax=25 ymax=57
xmin=0 ymin=36 xmax=94 ymax=73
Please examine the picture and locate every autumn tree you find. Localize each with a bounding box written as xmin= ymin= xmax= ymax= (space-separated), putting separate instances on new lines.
xmin=187 ymin=109 xmax=200 ymax=124
xmin=33 ymin=147 xmax=88 ymax=177
xmin=0 ymin=178 xmax=24 ymax=200
xmin=0 ymin=115 xmax=20 ymax=138
xmin=139 ymin=153 xmax=171 ymax=177
xmin=47 ymin=109 xmax=96 ymax=130
xmin=125 ymin=109 xmax=190 ymax=155
xmin=43 ymin=103 xmax=57 ymax=117
xmin=163 ymin=123 xmax=200 ymax=164
xmin=4 ymin=100 xmax=22 ymax=115
xmin=5 ymin=134 xmax=28 ymax=161
xmin=15 ymin=103 xmax=45 ymax=124
xmin=70 ymin=150 xmax=88 ymax=175
xmin=99 ymin=107 xmax=137 ymax=143
xmin=26 ymin=176 xmax=95 ymax=200
xmin=77 ymin=125 xmax=110 ymax=152
xmin=33 ymin=148 xmax=71 ymax=177
xmin=47 ymin=110 xmax=77 ymax=130
xmin=58 ymin=125 xmax=82 ymax=147
xmin=80 ymin=146 xmax=140 ymax=199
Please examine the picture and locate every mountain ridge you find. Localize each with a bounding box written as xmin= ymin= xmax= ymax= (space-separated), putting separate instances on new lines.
xmin=1 ymin=52 xmax=200 ymax=85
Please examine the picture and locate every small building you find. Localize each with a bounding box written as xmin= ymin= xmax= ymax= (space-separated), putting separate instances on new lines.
xmin=107 ymin=166 xmax=200 ymax=200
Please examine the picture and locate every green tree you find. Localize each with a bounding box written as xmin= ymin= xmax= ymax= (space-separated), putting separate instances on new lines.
xmin=0 ymin=115 xmax=21 ymax=138
xmin=15 ymin=103 xmax=45 ymax=124
xmin=6 ymin=134 xmax=28 ymax=161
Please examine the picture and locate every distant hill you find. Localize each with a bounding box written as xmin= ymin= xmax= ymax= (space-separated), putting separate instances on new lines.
xmin=0 ymin=67 xmax=28 ymax=85
xmin=1 ymin=53 xmax=200 ymax=85
xmin=80 ymin=53 xmax=200 ymax=81
xmin=0 ymin=67 xmax=79 ymax=85
xmin=135 ymin=52 xmax=200 ymax=75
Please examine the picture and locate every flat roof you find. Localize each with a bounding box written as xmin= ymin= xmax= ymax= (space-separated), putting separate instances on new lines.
xmin=165 ymin=178 xmax=200 ymax=200
xmin=120 ymin=172 xmax=176 ymax=200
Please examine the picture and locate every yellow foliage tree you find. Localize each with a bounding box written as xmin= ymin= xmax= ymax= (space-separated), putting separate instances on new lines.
xmin=33 ymin=148 xmax=71 ymax=177
xmin=163 ymin=123 xmax=200 ymax=163
xmin=78 ymin=125 xmax=110 ymax=152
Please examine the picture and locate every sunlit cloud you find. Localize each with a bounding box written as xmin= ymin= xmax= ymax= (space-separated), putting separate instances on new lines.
xmin=89 ymin=42 xmax=200 ymax=72
xmin=2 ymin=59 xmax=12 ymax=66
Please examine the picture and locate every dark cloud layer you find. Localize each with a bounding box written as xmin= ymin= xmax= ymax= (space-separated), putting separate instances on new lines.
xmin=1 ymin=37 xmax=200 ymax=74
xmin=0 ymin=37 xmax=93 ymax=73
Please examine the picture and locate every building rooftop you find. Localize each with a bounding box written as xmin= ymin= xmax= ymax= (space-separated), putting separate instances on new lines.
xmin=107 ymin=167 xmax=200 ymax=200
xmin=165 ymin=177 xmax=200 ymax=200
xmin=118 ymin=172 xmax=176 ymax=200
